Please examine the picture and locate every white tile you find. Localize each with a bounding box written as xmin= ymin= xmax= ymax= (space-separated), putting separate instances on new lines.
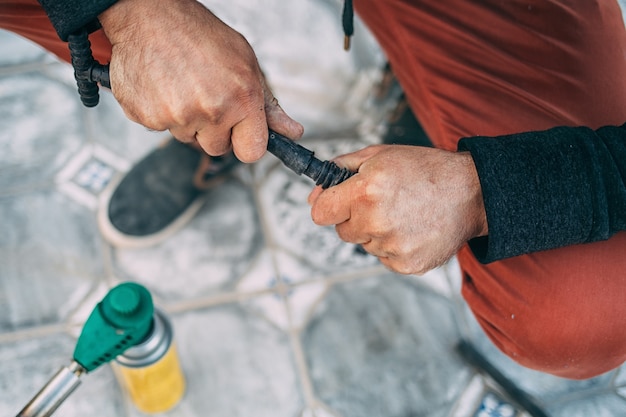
xmin=301 ymin=405 xmax=339 ymax=417
xmin=450 ymin=375 xmax=486 ymax=417
xmin=0 ymin=73 xmax=85 ymax=194
xmin=0 ymin=190 xmax=105 ymax=330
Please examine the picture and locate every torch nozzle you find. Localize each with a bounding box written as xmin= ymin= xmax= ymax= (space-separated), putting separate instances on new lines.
xmin=16 ymin=361 xmax=85 ymax=417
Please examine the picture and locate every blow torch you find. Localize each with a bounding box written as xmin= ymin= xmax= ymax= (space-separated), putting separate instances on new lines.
xmin=17 ymin=283 xmax=155 ymax=417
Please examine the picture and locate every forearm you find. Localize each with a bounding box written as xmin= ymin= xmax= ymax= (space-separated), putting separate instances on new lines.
xmin=459 ymin=124 xmax=626 ymax=263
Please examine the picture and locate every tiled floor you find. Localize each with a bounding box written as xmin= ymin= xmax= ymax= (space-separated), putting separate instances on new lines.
xmin=2 ymin=2 xmax=626 ymax=417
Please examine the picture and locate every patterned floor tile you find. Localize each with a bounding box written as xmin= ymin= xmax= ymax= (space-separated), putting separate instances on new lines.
xmin=450 ymin=375 xmax=486 ymax=417
xmin=616 ymin=365 xmax=626 ymax=396
xmin=87 ymin=90 xmax=166 ymax=163
xmin=300 ymin=405 xmax=339 ymax=417
xmin=0 ymin=72 xmax=85 ymax=194
xmin=56 ymin=144 xmax=129 ymax=210
xmin=302 ymin=274 xmax=467 ymax=417
xmin=240 ymin=291 xmax=291 ymax=331
xmin=122 ymin=306 xmax=303 ymax=417
xmin=286 ymin=281 xmax=328 ymax=331
xmin=473 ymin=391 xmax=517 ymax=417
xmin=111 ymin=178 xmax=263 ymax=302
xmin=272 ymin=249 xmax=328 ymax=285
xmin=237 ymin=249 xmax=330 ymax=331
xmin=236 ymin=249 xmax=277 ymax=293
xmin=271 ymin=250 xmax=331 ymax=330
xmin=408 ymin=264 xmax=456 ymax=299
xmin=0 ymin=189 xmax=105 ymax=330
xmin=73 ymin=158 xmax=114 ymax=193
xmin=546 ymin=393 xmax=626 ymax=417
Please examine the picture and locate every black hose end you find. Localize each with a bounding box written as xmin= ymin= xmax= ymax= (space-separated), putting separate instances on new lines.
xmin=342 ymin=0 xmax=354 ymax=51
xmin=68 ymin=29 xmax=101 ymax=107
xmin=315 ymin=160 xmax=354 ymax=189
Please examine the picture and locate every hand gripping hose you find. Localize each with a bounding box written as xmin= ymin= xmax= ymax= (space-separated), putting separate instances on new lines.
xmin=67 ymin=30 xmax=354 ymax=189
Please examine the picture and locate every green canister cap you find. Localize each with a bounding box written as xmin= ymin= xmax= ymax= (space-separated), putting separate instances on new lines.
xmin=73 ymin=282 xmax=154 ymax=372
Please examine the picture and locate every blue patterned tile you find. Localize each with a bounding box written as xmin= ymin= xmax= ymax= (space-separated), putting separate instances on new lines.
xmin=73 ymin=159 xmax=114 ymax=193
xmin=474 ymin=392 xmax=517 ymax=417
xmin=56 ymin=144 xmax=128 ymax=210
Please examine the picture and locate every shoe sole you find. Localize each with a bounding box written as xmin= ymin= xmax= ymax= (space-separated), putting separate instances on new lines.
xmin=97 ymin=173 xmax=222 ymax=249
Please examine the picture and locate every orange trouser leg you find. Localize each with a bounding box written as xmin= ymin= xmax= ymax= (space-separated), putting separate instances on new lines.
xmin=356 ymin=0 xmax=626 ymax=379
xmin=0 ymin=0 xmax=111 ymax=64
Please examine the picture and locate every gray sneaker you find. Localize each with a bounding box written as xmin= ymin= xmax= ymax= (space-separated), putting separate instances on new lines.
xmin=98 ymin=139 xmax=240 ymax=248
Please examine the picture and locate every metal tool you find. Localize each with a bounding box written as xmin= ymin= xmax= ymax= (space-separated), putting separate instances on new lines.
xmin=16 ymin=362 xmax=85 ymax=417
xmin=67 ymin=29 xmax=355 ymax=189
xmin=456 ymin=340 xmax=551 ymax=417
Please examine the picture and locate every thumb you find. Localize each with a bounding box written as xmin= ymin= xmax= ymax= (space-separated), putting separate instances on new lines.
xmin=263 ymin=85 xmax=304 ymax=140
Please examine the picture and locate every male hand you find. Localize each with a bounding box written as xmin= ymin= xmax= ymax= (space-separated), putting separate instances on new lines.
xmin=308 ymin=145 xmax=488 ymax=275
xmin=99 ymin=0 xmax=303 ymax=162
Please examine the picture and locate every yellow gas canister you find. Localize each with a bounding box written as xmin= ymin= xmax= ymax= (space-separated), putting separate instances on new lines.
xmin=113 ymin=309 xmax=186 ymax=413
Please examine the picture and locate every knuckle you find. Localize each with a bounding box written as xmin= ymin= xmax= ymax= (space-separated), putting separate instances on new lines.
xmin=198 ymin=100 xmax=226 ymax=126
xmin=148 ymin=116 xmax=170 ymax=132
xmin=368 ymin=223 xmax=386 ymax=238
xmin=364 ymin=216 xmax=389 ymax=238
xmin=199 ymin=137 xmax=230 ymax=155
xmin=310 ymin=205 xmax=326 ymax=225
xmin=335 ymin=224 xmax=352 ymax=243
xmin=134 ymin=110 xmax=168 ymax=132
xmin=394 ymin=239 xmax=415 ymax=259
xmin=360 ymin=174 xmax=386 ymax=202
xmin=394 ymin=263 xmax=415 ymax=275
xmin=239 ymin=83 xmax=263 ymax=103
